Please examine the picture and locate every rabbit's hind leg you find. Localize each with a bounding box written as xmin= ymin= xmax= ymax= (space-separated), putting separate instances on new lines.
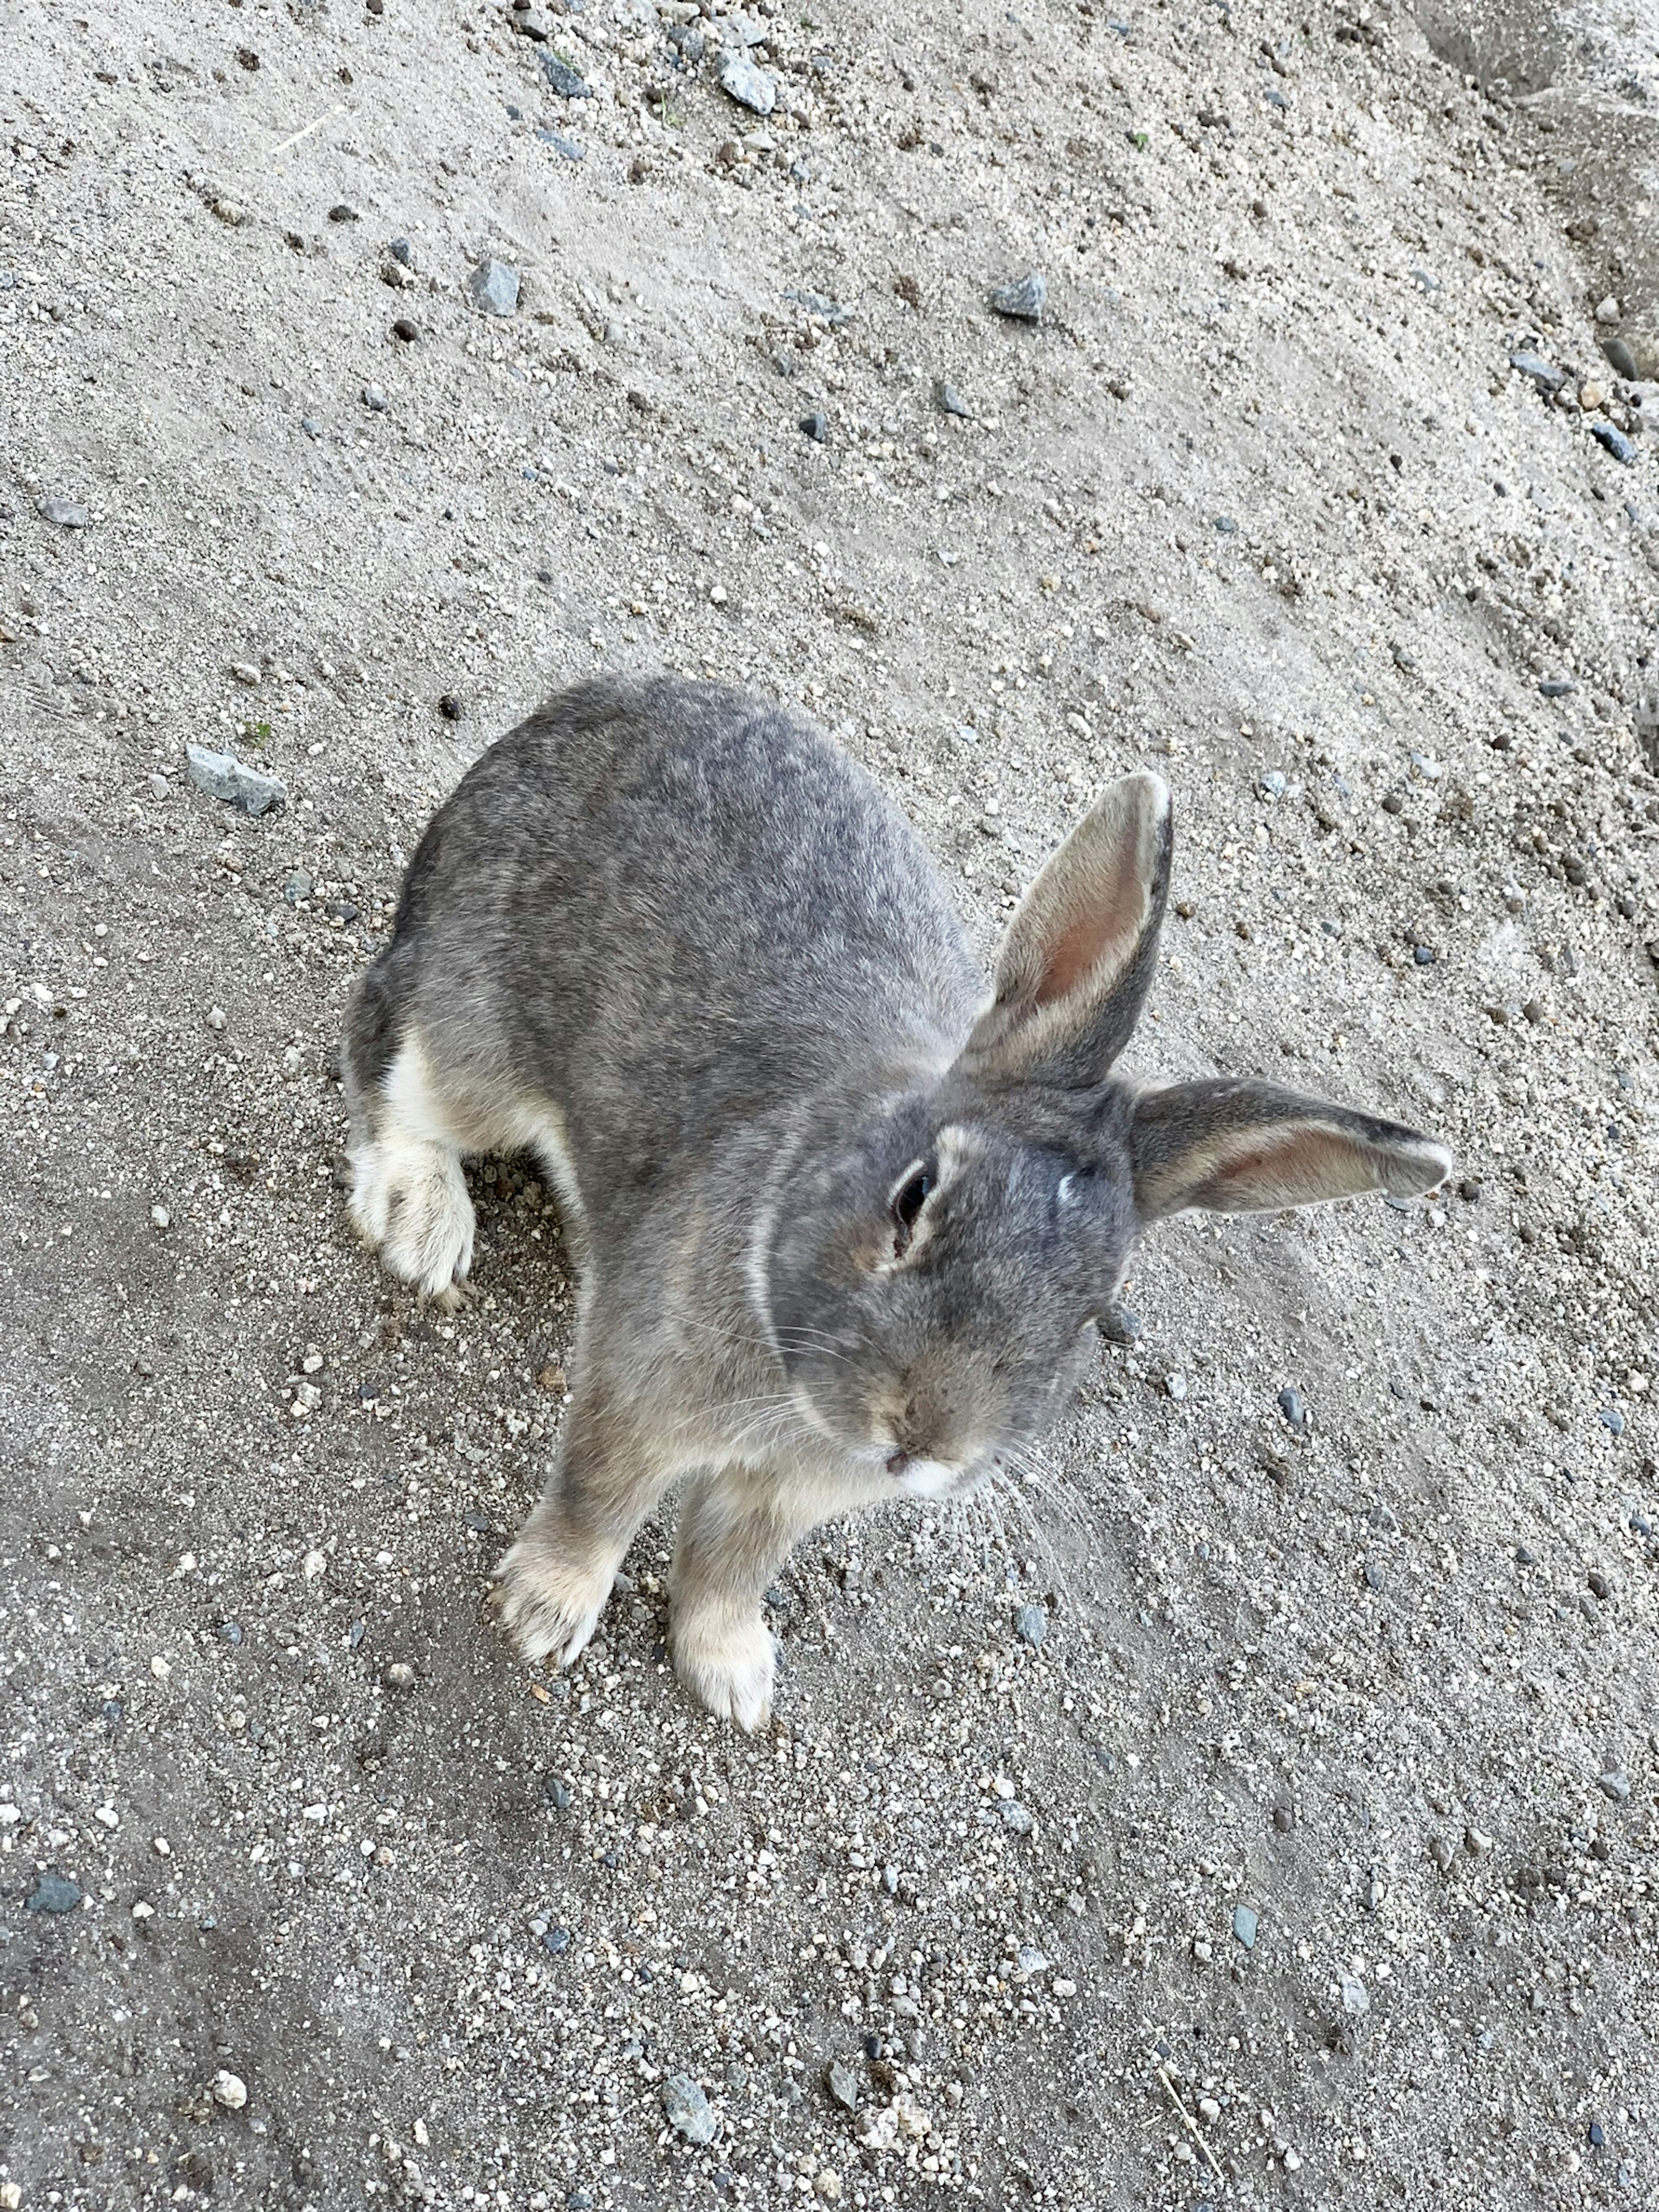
xmin=346 ymin=1028 xmax=477 ymax=1307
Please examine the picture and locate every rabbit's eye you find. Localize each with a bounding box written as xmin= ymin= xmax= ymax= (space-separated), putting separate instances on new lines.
xmin=889 ymin=1163 xmax=935 ymax=1256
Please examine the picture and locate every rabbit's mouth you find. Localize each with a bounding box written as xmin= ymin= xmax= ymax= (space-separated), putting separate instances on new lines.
xmin=883 ymin=1450 xmax=981 ymax=1502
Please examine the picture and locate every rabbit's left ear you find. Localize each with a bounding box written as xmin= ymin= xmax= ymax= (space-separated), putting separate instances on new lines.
xmin=957 ymin=772 xmax=1171 ymax=1087
xmin=1130 ymin=1078 xmax=1451 ymax=1221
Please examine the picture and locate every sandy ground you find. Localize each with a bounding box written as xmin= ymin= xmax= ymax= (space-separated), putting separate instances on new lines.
xmin=3 ymin=0 xmax=1659 ymax=2205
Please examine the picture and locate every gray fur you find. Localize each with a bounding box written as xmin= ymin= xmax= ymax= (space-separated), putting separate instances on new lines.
xmin=340 ymin=677 xmax=1451 ymax=1728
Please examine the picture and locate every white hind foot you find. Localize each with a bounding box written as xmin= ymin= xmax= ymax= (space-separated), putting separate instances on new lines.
xmin=349 ymin=1135 xmax=475 ymax=1303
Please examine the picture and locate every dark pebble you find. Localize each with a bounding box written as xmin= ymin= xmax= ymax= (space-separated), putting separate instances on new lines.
xmin=935 ymin=379 xmax=969 ymax=417
xmin=1514 ymin=1545 xmax=1535 ymax=1566
xmin=1589 ymin=2120 xmax=1605 ymax=2148
xmin=1589 ymin=421 xmax=1636 ymax=466
xmin=1413 ymin=944 xmax=1437 ymax=965
xmin=392 ymin=317 xmax=419 ymax=342
xmin=542 ymin=53 xmax=590 ymax=97
xmin=1510 ymin=350 xmax=1565 ymax=394
xmin=328 ymin=202 xmax=360 ymax=223
xmin=438 ymin=693 xmax=463 ymax=720
xmin=1538 ymin=678 xmax=1576 ymax=698
xmin=798 ymin=411 xmax=829 ymax=442
xmin=1103 ymin=1303 xmax=1142 ymax=1345
xmin=990 ymin=270 xmax=1046 ymax=321
xmin=537 ymin=127 xmax=586 ymax=160
xmin=1587 ymin=1568 xmax=1613 ymax=1601
xmin=1278 ymin=1385 xmax=1307 ymax=1431
xmin=544 ymin=1776 xmax=573 ymax=1809
xmin=543 ymin=1924 xmax=572 ymax=1954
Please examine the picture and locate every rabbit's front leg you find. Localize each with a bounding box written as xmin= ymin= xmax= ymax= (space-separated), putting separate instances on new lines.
xmin=668 ymin=1471 xmax=814 ymax=1732
xmin=495 ymin=1389 xmax=673 ymax=1671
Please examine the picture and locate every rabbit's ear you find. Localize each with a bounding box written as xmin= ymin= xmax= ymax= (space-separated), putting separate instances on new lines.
xmin=1129 ymin=1078 xmax=1451 ymax=1222
xmin=959 ymin=772 xmax=1172 ymax=1086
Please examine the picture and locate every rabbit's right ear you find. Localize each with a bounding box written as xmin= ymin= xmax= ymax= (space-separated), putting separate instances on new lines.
xmin=957 ymin=772 xmax=1172 ymax=1087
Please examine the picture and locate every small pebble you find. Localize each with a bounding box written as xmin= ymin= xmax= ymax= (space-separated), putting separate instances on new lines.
xmin=468 ymin=258 xmax=520 ymax=318
xmin=384 ymin=1661 xmax=417 ymax=1690
xmin=1015 ymin=1602 xmax=1048 ymax=1648
xmin=541 ymin=53 xmax=591 ymax=98
xmin=798 ymin=411 xmax=830 ymax=443
xmin=211 ymin=2069 xmax=248 ymax=2111
xmin=38 ymin=493 xmax=89 ymax=527
xmin=25 ymin=1872 xmax=83 ymax=1914
xmin=935 ymin=380 xmax=969 ymax=417
xmin=1597 ymin=1771 xmax=1630 ymax=1803
xmin=720 ymin=52 xmax=777 ymax=115
xmin=1103 ymin=1303 xmax=1141 ymax=1345
xmin=185 ymin=743 xmax=287 ymax=817
xmin=826 ymin=2058 xmax=860 ymax=2112
xmin=362 ymin=384 xmax=388 ymax=412
xmin=990 ymin=270 xmax=1046 ymax=322
xmin=663 ymin=2073 xmax=718 ymax=2145
xmin=1277 ymin=1386 xmax=1307 ymax=1432
xmin=1232 ymin=1904 xmax=1258 ymax=1950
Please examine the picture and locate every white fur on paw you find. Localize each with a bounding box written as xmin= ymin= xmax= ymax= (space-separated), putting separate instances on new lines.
xmin=349 ymin=1139 xmax=474 ymax=1302
xmin=671 ymin=1611 xmax=777 ymax=1732
xmin=494 ymin=1534 xmax=614 ymax=1670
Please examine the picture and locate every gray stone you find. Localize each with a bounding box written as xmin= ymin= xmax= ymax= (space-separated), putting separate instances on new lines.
xmin=541 ymin=52 xmax=591 ymax=97
xmin=663 ymin=2073 xmax=718 ymax=2146
xmin=1278 ymin=1386 xmax=1307 ymax=1431
xmin=38 ymin=494 xmax=88 ymax=527
xmin=301 ymin=416 xmax=326 ymax=439
xmin=468 ymin=259 xmax=519 ymax=318
xmin=935 ymin=380 xmax=969 ymax=417
xmin=186 ymin=744 xmax=287 ymax=817
xmin=1597 ymin=1770 xmax=1631 ymax=1803
xmin=537 ymin=127 xmax=585 ymax=160
xmin=784 ymin=288 xmax=850 ymax=326
xmin=1538 ymin=679 xmax=1576 ymax=698
xmin=1232 ymin=1904 xmax=1259 ymax=1950
xmin=826 ymin=2058 xmax=860 ymax=2112
xmin=798 ymin=411 xmax=829 ymax=443
xmin=1015 ymin=1602 xmax=1048 ymax=1648
xmin=1103 ymin=1303 xmax=1141 ymax=1344
xmin=1340 ymin=1971 xmax=1370 ymax=2014
xmin=1589 ymin=421 xmax=1637 ymax=466
xmin=387 ymin=235 xmax=414 ymax=268
xmin=283 ymin=869 xmax=313 ymax=905
xmin=362 ymin=384 xmax=388 ymax=412
xmin=667 ymin=23 xmax=705 ymax=62
xmin=1510 ymin=350 xmax=1565 ymax=395
xmin=25 ymin=1872 xmax=82 ymax=1914
xmin=1000 ymin=1801 xmax=1033 ymax=1835
xmin=1600 ymin=335 xmax=1638 ymax=380
xmin=990 ymin=270 xmax=1046 ymax=322
xmin=720 ymin=51 xmax=776 ymax=114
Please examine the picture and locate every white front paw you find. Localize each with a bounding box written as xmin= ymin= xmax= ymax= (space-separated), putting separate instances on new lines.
xmin=494 ymin=1533 xmax=613 ymax=1670
xmin=671 ymin=1610 xmax=777 ymax=1732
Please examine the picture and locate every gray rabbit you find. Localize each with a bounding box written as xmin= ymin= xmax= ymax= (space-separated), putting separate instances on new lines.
xmin=342 ymin=677 xmax=1449 ymax=1728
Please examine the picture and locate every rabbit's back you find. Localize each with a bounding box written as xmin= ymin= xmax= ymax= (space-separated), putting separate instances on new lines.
xmin=374 ymin=678 xmax=982 ymax=1175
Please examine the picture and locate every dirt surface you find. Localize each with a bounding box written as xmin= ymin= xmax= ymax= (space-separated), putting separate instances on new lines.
xmin=3 ymin=0 xmax=1659 ymax=2206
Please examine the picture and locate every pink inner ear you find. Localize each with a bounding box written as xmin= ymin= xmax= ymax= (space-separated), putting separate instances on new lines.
xmin=1032 ymin=880 xmax=1141 ymax=1006
xmin=1206 ymin=1124 xmax=1372 ymax=1206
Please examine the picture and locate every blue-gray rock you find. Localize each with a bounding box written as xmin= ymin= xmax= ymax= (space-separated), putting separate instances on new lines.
xmin=667 ymin=23 xmax=705 ymax=63
xmin=720 ymin=51 xmax=776 ymax=114
xmin=663 ymin=2074 xmax=718 ymax=2145
xmin=542 ymin=1923 xmax=571 ymax=1953
xmin=826 ymin=2058 xmax=859 ymax=2111
xmin=935 ymin=380 xmax=969 ymax=417
xmin=1278 ymin=1386 xmax=1307 ymax=1431
xmin=1103 ymin=1303 xmax=1142 ymax=1344
xmin=798 ymin=411 xmax=829 ymax=443
xmin=1258 ymin=769 xmax=1287 ymax=799
xmin=1589 ymin=421 xmax=1636 ymax=466
xmin=541 ymin=52 xmax=590 ymax=97
xmin=1510 ymin=350 xmax=1565 ymax=395
xmin=219 ymin=1619 xmax=245 ymax=1645
xmin=1015 ymin=1602 xmax=1048 ymax=1648
xmin=1000 ymin=1801 xmax=1033 ymax=1835
xmin=990 ymin=270 xmax=1046 ymax=322
xmin=537 ymin=127 xmax=585 ymax=159
xmin=1538 ymin=678 xmax=1576 ymax=698
xmin=784 ymin=287 xmax=849 ymax=326
xmin=186 ymin=744 xmax=287 ymax=817
xmin=38 ymin=493 xmax=89 ymax=527
xmin=1233 ymin=1904 xmax=1259 ymax=1950
xmin=1597 ymin=1770 xmax=1631 ymax=1803
xmin=388 ymin=235 xmax=413 ymax=268
xmin=1213 ymin=514 xmax=1239 ymax=534
xmin=1413 ymin=944 xmax=1436 ymax=966
xmin=1599 ymin=1406 xmax=1626 ymax=1435
xmin=468 ymin=259 xmax=519 ymax=317
xmin=283 ymin=869 xmax=313 ymax=904
xmin=301 ymin=416 xmax=326 ymax=439
xmin=26 ymin=1872 xmax=82 ymax=1914
xmin=362 ymin=384 xmax=388 ymax=412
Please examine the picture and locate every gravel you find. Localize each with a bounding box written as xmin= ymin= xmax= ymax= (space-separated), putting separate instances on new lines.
xmin=184 ymin=742 xmax=288 ymax=815
xmin=467 ymin=258 xmax=520 ymax=318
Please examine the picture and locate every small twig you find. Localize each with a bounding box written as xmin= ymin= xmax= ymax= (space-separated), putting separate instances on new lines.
xmin=1157 ymin=2063 xmax=1225 ymax=2185
xmin=269 ymin=104 xmax=344 ymax=162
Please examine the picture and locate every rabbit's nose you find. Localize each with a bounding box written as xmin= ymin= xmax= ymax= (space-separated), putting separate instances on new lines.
xmin=885 ymin=1450 xmax=911 ymax=1478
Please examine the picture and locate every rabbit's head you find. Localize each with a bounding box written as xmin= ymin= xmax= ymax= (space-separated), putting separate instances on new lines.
xmin=765 ymin=773 xmax=1450 ymax=1500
